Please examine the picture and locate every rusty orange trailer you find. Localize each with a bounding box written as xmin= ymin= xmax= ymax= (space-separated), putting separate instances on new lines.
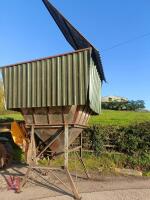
xmin=0 ymin=121 xmax=29 ymax=168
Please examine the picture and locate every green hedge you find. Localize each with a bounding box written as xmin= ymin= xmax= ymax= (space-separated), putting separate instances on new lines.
xmin=102 ymin=100 xmax=145 ymax=111
xmin=83 ymin=122 xmax=150 ymax=171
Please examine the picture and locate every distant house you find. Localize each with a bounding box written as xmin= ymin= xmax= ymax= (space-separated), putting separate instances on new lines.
xmin=102 ymin=96 xmax=128 ymax=103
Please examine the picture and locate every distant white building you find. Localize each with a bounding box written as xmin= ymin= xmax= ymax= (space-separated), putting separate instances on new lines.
xmin=102 ymin=96 xmax=128 ymax=103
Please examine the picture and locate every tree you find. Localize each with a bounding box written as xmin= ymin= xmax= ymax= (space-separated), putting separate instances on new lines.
xmin=102 ymin=100 xmax=145 ymax=111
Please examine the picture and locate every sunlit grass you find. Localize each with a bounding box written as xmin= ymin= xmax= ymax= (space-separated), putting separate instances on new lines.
xmin=38 ymin=152 xmax=126 ymax=173
xmin=0 ymin=113 xmax=23 ymax=121
xmin=1 ymin=110 xmax=150 ymax=126
xmin=89 ymin=110 xmax=150 ymax=126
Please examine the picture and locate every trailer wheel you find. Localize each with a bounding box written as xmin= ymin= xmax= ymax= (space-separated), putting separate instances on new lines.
xmin=0 ymin=142 xmax=13 ymax=169
xmin=4 ymin=142 xmax=13 ymax=167
xmin=0 ymin=143 xmax=7 ymax=168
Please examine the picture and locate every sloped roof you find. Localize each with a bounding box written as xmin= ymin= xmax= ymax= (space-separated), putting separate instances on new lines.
xmin=42 ymin=0 xmax=106 ymax=82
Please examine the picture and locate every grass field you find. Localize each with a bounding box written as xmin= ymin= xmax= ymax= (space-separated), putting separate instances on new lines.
xmin=1 ymin=110 xmax=150 ymax=175
xmin=0 ymin=113 xmax=23 ymax=121
xmin=0 ymin=109 xmax=150 ymax=126
xmin=89 ymin=110 xmax=150 ymax=126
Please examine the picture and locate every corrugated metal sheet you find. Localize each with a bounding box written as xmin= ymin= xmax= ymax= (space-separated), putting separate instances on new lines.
xmin=1 ymin=48 xmax=101 ymax=114
xmin=89 ymin=59 xmax=101 ymax=114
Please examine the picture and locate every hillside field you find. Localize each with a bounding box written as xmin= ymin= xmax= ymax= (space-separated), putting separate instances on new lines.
xmin=0 ymin=110 xmax=150 ymax=126
xmin=0 ymin=113 xmax=23 ymax=121
xmin=89 ymin=110 xmax=150 ymax=126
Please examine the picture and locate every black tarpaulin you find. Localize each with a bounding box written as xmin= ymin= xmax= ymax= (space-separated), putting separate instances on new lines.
xmin=42 ymin=0 xmax=106 ymax=82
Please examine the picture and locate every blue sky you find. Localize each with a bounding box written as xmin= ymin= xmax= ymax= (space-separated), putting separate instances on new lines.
xmin=0 ymin=0 xmax=149 ymax=109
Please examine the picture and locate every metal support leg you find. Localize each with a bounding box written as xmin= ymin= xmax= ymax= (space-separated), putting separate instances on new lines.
xmin=31 ymin=125 xmax=36 ymax=164
xmin=75 ymin=151 xmax=90 ymax=179
xmin=65 ymin=168 xmax=81 ymax=200
xmin=19 ymin=124 xmax=83 ymax=199
xmin=64 ymin=124 xmax=81 ymax=200
xmin=79 ymin=132 xmax=82 ymax=159
xmin=19 ymin=167 xmax=32 ymax=192
xmin=19 ymin=126 xmax=35 ymax=191
xmin=64 ymin=124 xmax=69 ymax=168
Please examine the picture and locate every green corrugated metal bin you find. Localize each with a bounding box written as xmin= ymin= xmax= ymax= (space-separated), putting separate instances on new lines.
xmin=1 ymin=47 xmax=102 ymax=153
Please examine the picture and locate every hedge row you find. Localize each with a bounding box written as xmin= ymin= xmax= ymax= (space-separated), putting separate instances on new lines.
xmin=82 ymin=122 xmax=150 ymax=170
xmin=102 ymin=100 xmax=145 ymax=111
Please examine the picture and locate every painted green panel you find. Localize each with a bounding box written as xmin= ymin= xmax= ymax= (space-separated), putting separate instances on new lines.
xmin=56 ymin=57 xmax=61 ymax=106
xmin=31 ymin=62 xmax=36 ymax=107
xmin=1 ymin=48 xmax=101 ymax=114
xmin=89 ymin=59 xmax=101 ymax=114
xmin=46 ymin=59 xmax=51 ymax=106
xmin=3 ymin=68 xmax=8 ymax=108
xmin=41 ymin=60 xmax=46 ymax=107
xmin=27 ymin=63 xmax=32 ymax=108
xmin=17 ymin=65 xmax=21 ymax=108
xmin=72 ymin=53 xmax=77 ymax=105
xmin=8 ymin=67 xmax=13 ymax=108
xmin=22 ymin=64 xmax=27 ymax=107
xmin=62 ymin=56 xmax=67 ymax=105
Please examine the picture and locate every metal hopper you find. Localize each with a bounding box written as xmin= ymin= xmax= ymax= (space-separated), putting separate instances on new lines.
xmin=1 ymin=48 xmax=101 ymax=154
xmin=1 ymin=0 xmax=105 ymax=155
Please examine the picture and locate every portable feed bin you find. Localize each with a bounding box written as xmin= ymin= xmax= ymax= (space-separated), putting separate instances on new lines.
xmin=0 ymin=0 xmax=105 ymax=198
xmin=1 ymin=47 xmax=102 ymax=154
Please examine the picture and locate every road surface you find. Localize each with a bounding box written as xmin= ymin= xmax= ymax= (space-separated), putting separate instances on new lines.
xmin=0 ymin=176 xmax=150 ymax=200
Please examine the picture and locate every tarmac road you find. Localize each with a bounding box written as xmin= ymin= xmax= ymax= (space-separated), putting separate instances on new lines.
xmin=0 ymin=176 xmax=150 ymax=200
xmin=43 ymin=189 xmax=150 ymax=200
xmin=0 ymin=188 xmax=150 ymax=200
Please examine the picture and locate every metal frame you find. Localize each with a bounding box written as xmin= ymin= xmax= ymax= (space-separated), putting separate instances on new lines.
xmin=19 ymin=123 xmax=90 ymax=200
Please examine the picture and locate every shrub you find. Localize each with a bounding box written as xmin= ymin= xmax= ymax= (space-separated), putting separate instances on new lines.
xmin=84 ymin=122 xmax=150 ymax=164
xmin=102 ymin=100 xmax=145 ymax=111
xmin=85 ymin=126 xmax=107 ymax=156
xmin=115 ymin=122 xmax=150 ymax=156
xmin=126 ymin=153 xmax=150 ymax=171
